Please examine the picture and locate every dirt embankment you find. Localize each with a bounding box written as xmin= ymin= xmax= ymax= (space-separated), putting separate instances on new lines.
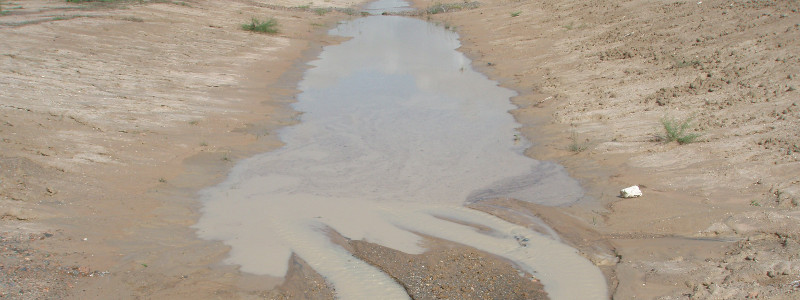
xmin=419 ymin=0 xmax=800 ymax=298
xmin=0 ymin=0 xmax=364 ymax=298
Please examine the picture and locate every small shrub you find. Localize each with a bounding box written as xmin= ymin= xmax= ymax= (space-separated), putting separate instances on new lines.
xmin=510 ymin=11 xmax=521 ymax=17
xmin=241 ymin=18 xmax=278 ymax=34
xmin=660 ymin=115 xmax=701 ymax=144
xmin=568 ymin=131 xmax=589 ymax=153
xmin=337 ymin=8 xmax=358 ymax=16
xmin=313 ymin=8 xmax=330 ymax=15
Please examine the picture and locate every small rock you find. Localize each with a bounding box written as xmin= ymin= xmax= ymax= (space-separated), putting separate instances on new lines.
xmin=767 ymin=270 xmax=776 ymax=278
xmin=620 ymin=185 xmax=642 ymax=198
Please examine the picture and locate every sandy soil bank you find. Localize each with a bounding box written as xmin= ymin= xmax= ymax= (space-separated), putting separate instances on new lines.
xmin=0 ymin=0 xmax=356 ymax=298
xmin=417 ymin=0 xmax=800 ymax=298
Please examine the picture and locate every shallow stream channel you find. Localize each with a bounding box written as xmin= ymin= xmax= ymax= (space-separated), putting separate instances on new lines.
xmin=194 ymin=2 xmax=607 ymax=299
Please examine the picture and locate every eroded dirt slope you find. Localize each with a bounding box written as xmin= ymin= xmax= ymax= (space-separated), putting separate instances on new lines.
xmin=1 ymin=0 xmax=359 ymax=298
xmin=419 ymin=0 xmax=800 ymax=298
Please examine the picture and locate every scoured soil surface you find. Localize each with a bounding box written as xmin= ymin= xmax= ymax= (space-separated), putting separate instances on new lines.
xmin=417 ymin=0 xmax=800 ymax=298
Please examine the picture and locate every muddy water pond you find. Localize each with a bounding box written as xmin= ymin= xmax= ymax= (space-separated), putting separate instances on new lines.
xmin=194 ymin=12 xmax=606 ymax=300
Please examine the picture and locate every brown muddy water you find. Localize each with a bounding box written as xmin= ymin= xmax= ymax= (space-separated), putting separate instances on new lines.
xmin=193 ymin=7 xmax=607 ymax=300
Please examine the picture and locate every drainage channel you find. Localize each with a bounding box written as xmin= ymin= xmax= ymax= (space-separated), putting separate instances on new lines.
xmin=194 ymin=3 xmax=607 ymax=299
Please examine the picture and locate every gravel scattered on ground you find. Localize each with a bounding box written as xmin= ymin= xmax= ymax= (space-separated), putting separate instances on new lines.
xmin=350 ymin=239 xmax=548 ymax=300
xmin=0 ymin=231 xmax=81 ymax=299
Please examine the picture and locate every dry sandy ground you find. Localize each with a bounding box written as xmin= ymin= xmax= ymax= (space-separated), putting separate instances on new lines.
xmin=418 ymin=0 xmax=800 ymax=298
xmin=2 ymin=0 xmax=800 ymax=299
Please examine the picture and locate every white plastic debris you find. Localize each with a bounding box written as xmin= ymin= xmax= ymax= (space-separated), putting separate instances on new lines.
xmin=620 ymin=185 xmax=643 ymax=198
